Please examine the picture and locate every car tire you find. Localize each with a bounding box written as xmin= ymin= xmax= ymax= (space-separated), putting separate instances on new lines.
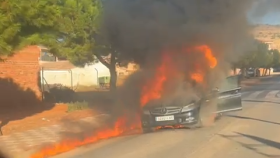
xmin=195 ymin=112 xmax=217 ymax=128
xmin=215 ymin=113 xmax=223 ymax=121
xmin=191 ymin=115 xmax=203 ymax=128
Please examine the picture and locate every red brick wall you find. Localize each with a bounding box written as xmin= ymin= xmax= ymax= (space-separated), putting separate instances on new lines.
xmin=0 ymin=46 xmax=41 ymax=100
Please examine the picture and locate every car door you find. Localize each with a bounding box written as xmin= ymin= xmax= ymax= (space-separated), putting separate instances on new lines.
xmin=216 ymin=75 xmax=242 ymax=114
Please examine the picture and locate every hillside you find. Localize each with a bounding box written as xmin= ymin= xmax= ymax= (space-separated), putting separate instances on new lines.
xmin=252 ymin=24 xmax=280 ymax=50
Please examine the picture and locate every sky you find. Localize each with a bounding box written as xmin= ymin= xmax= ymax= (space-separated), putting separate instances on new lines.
xmin=247 ymin=0 xmax=280 ymax=25
xmin=248 ymin=11 xmax=280 ymax=25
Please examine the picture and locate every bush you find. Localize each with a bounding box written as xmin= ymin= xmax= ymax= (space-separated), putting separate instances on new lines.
xmin=67 ymin=101 xmax=89 ymax=112
xmin=43 ymin=85 xmax=77 ymax=103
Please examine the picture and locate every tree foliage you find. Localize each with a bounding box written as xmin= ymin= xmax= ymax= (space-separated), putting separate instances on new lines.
xmin=270 ymin=49 xmax=280 ymax=68
xmin=235 ymin=41 xmax=280 ymax=69
xmin=54 ymin=0 xmax=102 ymax=65
xmin=0 ymin=0 xmax=60 ymax=56
xmin=53 ymin=0 xmax=119 ymax=91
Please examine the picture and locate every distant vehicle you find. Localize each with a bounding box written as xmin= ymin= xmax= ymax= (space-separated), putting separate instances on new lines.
xmin=141 ymin=75 xmax=242 ymax=133
xmin=273 ymin=67 xmax=280 ymax=72
xmin=245 ymin=68 xmax=261 ymax=77
xmin=246 ymin=68 xmax=255 ymax=77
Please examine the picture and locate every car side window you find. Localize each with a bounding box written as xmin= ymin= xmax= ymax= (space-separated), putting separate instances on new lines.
xmin=219 ymin=76 xmax=239 ymax=92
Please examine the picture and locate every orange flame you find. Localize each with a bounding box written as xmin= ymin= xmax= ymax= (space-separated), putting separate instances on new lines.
xmin=191 ymin=73 xmax=203 ymax=83
xmin=140 ymin=54 xmax=170 ymax=106
xmin=190 ymin=45 xmax=217 ymax=83
xmin=194 ymin=45 xmax=217 ymax=69
xmin=140 ymin=44 xmax=217 ymax=105
xmin=30 ymin=116 xmax=141 ymax=158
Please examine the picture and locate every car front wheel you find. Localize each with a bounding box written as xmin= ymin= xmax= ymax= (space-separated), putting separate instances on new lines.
xmin=189 ymin=115 xmax=203 ymax=129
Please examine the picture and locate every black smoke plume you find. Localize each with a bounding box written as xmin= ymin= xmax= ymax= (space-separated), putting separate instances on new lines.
xmin=102 ymin=0 xmax=279 ymax=109
xmin=103 ymin=0 xmax=257 ymax=67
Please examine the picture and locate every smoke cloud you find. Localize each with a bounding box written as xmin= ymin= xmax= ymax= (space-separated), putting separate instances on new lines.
xmin=102 ymin=0 xmax=279 ymax=108
xmin=103 ymin=0 xmax=257 ymax=66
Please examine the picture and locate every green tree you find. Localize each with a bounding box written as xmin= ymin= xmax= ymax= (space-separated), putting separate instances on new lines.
xmin=233 ymin=50 xmax=256 ymax=77
xmin=251 ymin=42 xmax=271 ymax=68
xmin=234 ymin=41 xmax=273 ymax=77
xmin=270 ymin=49 xmax=280 ymax=67
xmin=51 ymin=0 xmax=121 ymax=92
xmin=52 ymin=0 xmax=102 ymax=64
xmin=0 ymin=0 xmax=60 ymax=56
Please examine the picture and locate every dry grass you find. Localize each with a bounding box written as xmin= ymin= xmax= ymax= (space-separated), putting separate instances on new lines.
xmin=2 ymin=104 xmax=99 ymax=135
xmin=252 ymin=25 xmax=280 ymax=50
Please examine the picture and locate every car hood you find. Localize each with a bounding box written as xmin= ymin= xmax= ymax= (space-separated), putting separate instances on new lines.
xmin=143 ymin=105 xmax=181 ymax=110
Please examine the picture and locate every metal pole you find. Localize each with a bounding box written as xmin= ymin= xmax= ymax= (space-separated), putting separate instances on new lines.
xmin=69 ymin=70 xmax=73 ymax=89
xmin=40 ymin=67 xmax=44 ymax=101
xmin=94 ymin=68 xmax=99 ymax=86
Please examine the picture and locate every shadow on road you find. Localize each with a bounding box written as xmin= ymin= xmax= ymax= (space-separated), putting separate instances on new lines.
xmin=0 ymin=78 xmax=55 ymax=135
xmin=225 ymin=114 xmax=280 ymax=126
xmin=0 ymin=149 xmax=9 ymax=158
xmin=243 ymin=99 xmax=280 ymax=104
xmin=241 ymin=74 xmax=280 ymax=91
xmin=220 ymin=132 xmax=280 ymax=157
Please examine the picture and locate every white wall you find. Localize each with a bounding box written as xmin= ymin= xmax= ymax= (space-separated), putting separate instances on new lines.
xmin=228 ymin=68 xmax=241 ymax=76
xmin=41 ymin=62 xmax=110 ymax=88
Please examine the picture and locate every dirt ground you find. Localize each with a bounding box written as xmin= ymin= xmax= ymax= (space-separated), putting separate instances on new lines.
xmin=1 ymin=104 xmax=100 ymax=135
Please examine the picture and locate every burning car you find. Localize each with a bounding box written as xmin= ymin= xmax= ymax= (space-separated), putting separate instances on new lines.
xmin=141 ymin=75 xmax=242 ymax=132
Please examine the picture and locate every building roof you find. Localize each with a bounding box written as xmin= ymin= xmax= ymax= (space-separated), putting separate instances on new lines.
xmin=40 ymin=61 xmax=76 ymax=70
xmin=37 ymin=45 xmax=48 ymax=50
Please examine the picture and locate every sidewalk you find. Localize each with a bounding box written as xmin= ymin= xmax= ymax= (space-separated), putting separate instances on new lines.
xmin=0 ymin=114 xmax=108 ymax=158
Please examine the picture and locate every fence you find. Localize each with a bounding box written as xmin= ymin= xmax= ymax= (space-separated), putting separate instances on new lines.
xmin=40 ymin=69 xmax=73 ymax=102
xmin=40 ymin=66 xmax=113 ymax=101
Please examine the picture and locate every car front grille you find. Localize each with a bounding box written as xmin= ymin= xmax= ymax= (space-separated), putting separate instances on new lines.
xmin=150 ymin=108 xmax=181 ymax=115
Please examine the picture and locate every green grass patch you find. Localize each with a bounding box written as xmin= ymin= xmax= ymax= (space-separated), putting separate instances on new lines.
xmin=67 ymin=101 xmax=89 ymax=112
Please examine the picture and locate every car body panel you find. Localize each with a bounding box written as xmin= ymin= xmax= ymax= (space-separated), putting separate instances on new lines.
xmin=216 ymin=87 xmax=242 ymax=113
xmin=216 ymin=75 xmax=242 ymax=113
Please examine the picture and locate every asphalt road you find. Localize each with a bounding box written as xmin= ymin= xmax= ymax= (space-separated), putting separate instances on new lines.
xmin=52 ymin=75 xmax=280 ymax=158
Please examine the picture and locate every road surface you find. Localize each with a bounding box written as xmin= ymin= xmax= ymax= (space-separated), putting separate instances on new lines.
xmin=52 ymin=75 xmax=280 ymax=158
